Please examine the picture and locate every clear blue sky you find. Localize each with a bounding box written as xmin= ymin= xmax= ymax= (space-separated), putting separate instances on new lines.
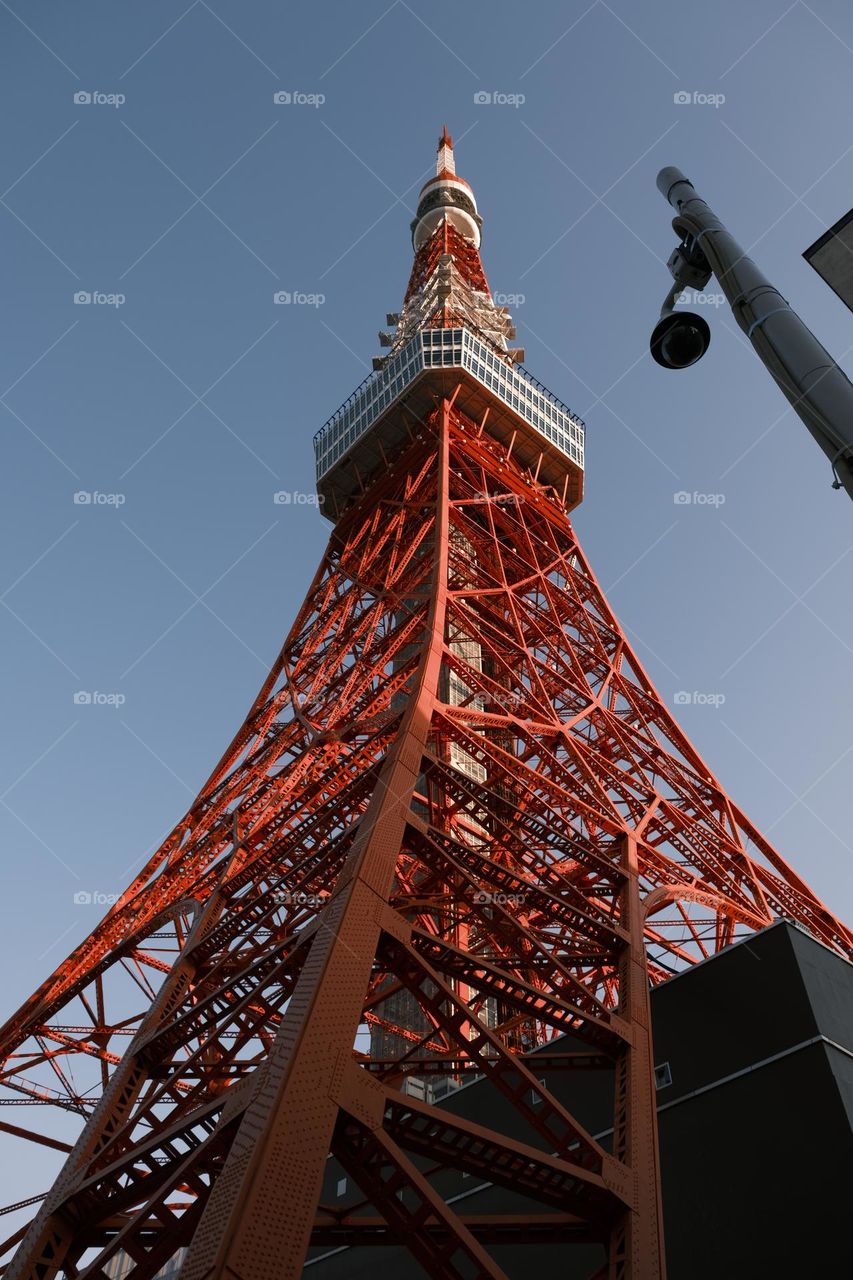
xmin=1 ymin=0 xmax=853 ymax=1206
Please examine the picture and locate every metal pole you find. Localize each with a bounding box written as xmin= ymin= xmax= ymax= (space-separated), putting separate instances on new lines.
xmin=657 ymin=166 xmax=853 ymax=500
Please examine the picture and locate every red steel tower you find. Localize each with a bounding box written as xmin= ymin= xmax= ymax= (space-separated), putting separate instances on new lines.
xmin=1 ymin=129 xmax=851 ymax=1280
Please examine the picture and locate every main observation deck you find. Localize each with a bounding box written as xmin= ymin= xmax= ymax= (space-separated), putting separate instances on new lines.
xmin=314 ymin=328 xmax=585 ymax=519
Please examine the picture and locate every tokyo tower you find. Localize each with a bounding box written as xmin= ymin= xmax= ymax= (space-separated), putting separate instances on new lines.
xmin=1 ymin=127 xmax=850 ymax=1280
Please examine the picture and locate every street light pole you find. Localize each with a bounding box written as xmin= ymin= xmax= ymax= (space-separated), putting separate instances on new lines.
xmin=656 ymin=165 xmax=853 ymax=500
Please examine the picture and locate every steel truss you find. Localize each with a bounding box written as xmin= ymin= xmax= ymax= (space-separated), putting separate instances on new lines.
xmin=1 ymin=398 xmax=849 ymax=1279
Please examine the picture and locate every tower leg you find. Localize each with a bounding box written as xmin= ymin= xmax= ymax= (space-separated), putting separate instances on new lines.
xmin=609 ymin=834 xmax=666 ymax=1279
xmin=178 ymin=404 xmax=452 ymax=1280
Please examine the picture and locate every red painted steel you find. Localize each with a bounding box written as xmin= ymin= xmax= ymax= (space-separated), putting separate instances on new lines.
xmin=0 ymin=130 xmax=850 ymax=1280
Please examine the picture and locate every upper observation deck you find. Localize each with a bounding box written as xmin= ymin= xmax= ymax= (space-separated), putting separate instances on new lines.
xmin=314 ymin=327 xmax=585 ymax=519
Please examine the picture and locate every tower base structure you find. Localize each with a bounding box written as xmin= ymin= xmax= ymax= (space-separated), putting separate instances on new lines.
xmin=308 ymin=921 xmax=853 ymax=1279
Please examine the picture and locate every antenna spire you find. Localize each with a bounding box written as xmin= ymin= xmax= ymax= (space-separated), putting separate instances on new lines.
xmin=437 ymin=123 xmax=455 ymax=175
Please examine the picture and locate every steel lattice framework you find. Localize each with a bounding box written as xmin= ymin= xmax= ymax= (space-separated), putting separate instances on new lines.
xmin=0 ymin=130 xmax=850 ymax=1280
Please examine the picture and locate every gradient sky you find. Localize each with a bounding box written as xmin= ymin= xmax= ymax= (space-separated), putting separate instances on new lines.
xmin=2 ymin=0 xmax=853 ymax=1214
